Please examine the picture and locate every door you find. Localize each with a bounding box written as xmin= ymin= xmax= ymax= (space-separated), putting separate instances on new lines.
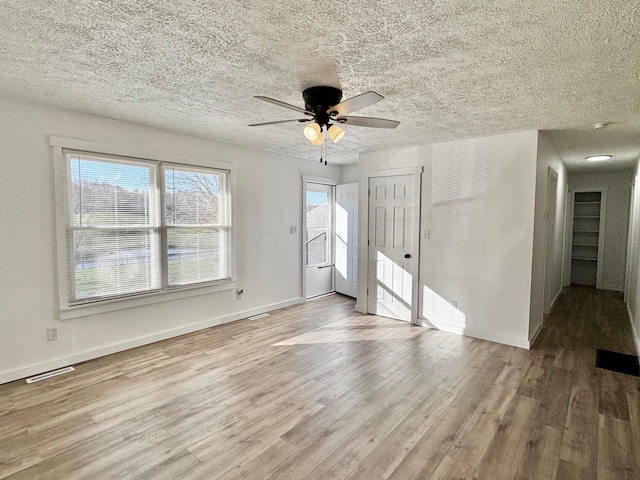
xmin=367 ymin=175 xmax=416 ymax=322
xmin=335 ymin=183 xmax=358 ymax=298
xmin=305 ymin=183 xmax=334 ymax=298
xmin=543 ymin=168 xmax=558 ymax=314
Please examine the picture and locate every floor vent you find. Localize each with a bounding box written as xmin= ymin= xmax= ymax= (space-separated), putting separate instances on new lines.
xmin=248 ymin=313 xmax=269 ymax=321
xmin=26 ymin=366 xmax=75 ymax=384
xmin=596 ymin=349 xmax=640 ymax=377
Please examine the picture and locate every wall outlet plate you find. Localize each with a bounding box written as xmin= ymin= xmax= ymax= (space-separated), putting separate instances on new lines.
xmin=47 ymin=327 xmax=58 ymax=341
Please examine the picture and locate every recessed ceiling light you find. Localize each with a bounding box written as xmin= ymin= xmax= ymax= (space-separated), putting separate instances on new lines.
xmin=586 ymin=155 xmax=612 ymax=162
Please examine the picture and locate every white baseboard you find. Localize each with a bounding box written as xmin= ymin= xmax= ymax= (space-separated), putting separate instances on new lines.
xmin=219 ymin=297 xmax=304 ymax=325
xmin=417 ymin=318 xmax=530 ymax=349
xmin=627 ymin=303 xmax=640 ymax=355
xmin=528 ymin=320 xmax=544 ymax=348
xmin=550 ymin=288 xmax=563 ymax=311
xmin=0 ymin=297 xmax=304 ymax=385
xmin=600 ymin=284 xmax=624 ymax=292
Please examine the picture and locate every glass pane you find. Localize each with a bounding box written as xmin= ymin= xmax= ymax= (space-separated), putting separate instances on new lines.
xmin=306 ymin=188 xmax=330 ymax=266
xmin=167 ymin=228 xmax=226 ymax=286
xmin=307 ymin=228 xmax=327 ymax=265
xmin=165 ymin=167 xmax=223 ymax=225
xmin=306 ymin=191 xmax=328 ymax=229
xmin=72 ymin=229 xmax=160 ymax=301
xmin=70 ymin=157 xmax=153 ymax=227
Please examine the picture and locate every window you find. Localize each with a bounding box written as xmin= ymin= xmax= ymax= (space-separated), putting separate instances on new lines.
xmin=58 ymin=148 xmax=232 ymax=308
xmin=163 ymin=165 xmax=230 ymax=286
xmin=305 ymin=186 xmax=331 ymax=267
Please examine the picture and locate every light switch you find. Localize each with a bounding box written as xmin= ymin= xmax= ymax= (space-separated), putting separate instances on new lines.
xmin=290 ymin=226 xmax=297 ymax=234
xmin=423 ymin=229 xmax=430 ymax=239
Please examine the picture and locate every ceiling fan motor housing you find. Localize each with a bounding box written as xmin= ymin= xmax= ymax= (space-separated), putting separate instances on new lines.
xmin=303 ymin=86 xmax=342 ymax=126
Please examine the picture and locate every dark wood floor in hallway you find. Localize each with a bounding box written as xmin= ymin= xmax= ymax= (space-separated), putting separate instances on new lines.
xmin=1 ymin=286 xmax=639 ymax=479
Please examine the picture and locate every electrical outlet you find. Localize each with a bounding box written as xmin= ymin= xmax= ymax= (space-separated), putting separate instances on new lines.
xmin=290 ymin=226 xmax=297 ymax=235
xmin=47 ymin=327 xmax=58 ymax=341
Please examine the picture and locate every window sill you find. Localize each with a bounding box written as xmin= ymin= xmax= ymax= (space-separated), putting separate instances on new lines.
xmin=59 ymin=280 xmax=236 ymax=320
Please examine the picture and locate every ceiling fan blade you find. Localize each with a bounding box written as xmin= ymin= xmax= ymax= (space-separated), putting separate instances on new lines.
xmin=337 ymin=116 xmax=400 ymax=129
xmin=255 ymin=96 xmax=312 ymax=116
xmin=328 ymin=91 xmax=384 ymax=116
xmin=249 ymin=118 xmax=312 ymax=127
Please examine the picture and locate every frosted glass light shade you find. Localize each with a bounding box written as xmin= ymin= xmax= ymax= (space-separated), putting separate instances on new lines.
xmin=310 ymin=133 xmax=324 ymax=145
xmin=586 ymin=155 xmax=611 ymax=162
xmin=303 ymin=122 xmax=322 ymax=141
xmin=328 ymin=124 xmax=345 ymax=143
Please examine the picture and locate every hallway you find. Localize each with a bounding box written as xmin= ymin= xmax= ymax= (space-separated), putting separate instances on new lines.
xmin=527 ymin=285 xmax=639 ymax=479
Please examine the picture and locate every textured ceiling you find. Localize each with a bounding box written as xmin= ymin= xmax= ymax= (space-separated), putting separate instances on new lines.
xmin=1 ymin=1 xmax=639 ymax=170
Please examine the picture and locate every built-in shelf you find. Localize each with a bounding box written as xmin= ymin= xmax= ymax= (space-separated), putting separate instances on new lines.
xmin=571 ymin=190 xmax=603 ymax=287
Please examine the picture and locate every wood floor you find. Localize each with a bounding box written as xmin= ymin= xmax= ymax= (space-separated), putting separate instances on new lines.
xmin=1 ymin=286 xmax=639 ymax=479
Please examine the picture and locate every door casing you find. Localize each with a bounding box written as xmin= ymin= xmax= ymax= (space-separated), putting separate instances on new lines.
xmin=302 ymin=176 xmax=337 ymax=299
xmin=357 ymin=167 xmax=423 ymax=324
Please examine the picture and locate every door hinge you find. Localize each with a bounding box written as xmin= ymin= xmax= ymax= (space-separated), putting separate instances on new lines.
xmin=368 ymin=189 xmax=371 ymax=197
xmin=368 ymin=239 xmax=370 ymax=246
xmin=367 ymin=288 xmax=369 ymax=294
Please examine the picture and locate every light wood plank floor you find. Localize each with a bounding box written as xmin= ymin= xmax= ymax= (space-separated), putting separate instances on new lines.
xmin=1 ymin=286 xmax=639 ymax=479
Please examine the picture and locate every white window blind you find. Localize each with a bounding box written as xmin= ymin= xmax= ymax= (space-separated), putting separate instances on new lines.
xmin=60 ymin=149 xmax=231 ymax=306
xmin=163 ymin=164 xmax=231 ymax=286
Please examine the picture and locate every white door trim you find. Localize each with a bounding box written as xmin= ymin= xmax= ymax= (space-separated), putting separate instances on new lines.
xmin=543 ymin=167 xmax=559 ymax=315
xmin=302 ymin=175 xmax=337 ymax=185
xmin=358 ymin=166 xmax=423 ymax=324
xmin=625 ymin=176 xmax=637 ymax=302
xmin=302 ymin=179 xmax=337 ymax=299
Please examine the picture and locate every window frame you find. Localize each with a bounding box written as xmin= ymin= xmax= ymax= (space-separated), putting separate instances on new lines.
xmin=51 ymin=136 xmax=236 ymax=320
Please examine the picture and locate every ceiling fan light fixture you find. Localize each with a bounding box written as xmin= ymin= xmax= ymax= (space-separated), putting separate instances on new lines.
xmin=303 ymin=122 xmax=321 ymax=141
xmin=328 ymin=124 xmax=345 ymax=143
xmin=310 ymin=133 xmax=324 ymax=145
xmin=586 ymin=154 xmax=612 ymax=162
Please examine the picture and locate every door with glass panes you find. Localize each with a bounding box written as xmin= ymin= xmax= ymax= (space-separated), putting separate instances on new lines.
xmin=305 ymin=183 xmax=334 ymax=298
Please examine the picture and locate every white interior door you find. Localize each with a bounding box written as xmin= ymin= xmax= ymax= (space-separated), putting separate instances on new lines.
xmin=305 ymin=183 xmax=334 ymax=298
xmin=367 ymin=175 xmax=416 ymax=322
xmin=335 ymin=183 xmax=358 ymax=298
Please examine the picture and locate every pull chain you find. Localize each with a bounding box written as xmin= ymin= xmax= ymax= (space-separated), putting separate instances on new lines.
xmin=324 ymin=134 xmax=327 ymax=165
xmin=317 ymin=127 xmax=328 ymax=165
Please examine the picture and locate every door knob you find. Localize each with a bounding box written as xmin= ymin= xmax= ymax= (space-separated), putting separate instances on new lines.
xmin=404 ymin=253 xmax=411 ymax=259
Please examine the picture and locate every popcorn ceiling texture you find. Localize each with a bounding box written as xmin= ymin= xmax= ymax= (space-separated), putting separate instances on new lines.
xmin=0 ymin=0 xmax=639 ymax=169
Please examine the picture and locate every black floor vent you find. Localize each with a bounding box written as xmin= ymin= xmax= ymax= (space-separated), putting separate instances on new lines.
xmin=596 ymin=349 xmax=640 ymax=377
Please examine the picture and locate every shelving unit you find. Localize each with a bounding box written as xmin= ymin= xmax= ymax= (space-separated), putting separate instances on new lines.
xmin=570 ymin=191 xmax=603 ymax=286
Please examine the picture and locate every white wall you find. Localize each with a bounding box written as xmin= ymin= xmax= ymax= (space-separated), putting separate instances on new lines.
xmin=569 ymin=171 xmax=632 ymax=291
xmin=0 ymin=96 xmax=342 ymax=384
xmin=529 ymin=134 xmax=568 ymax=339
xmin=358 ymin=132 xmax=539 ymax=348
xmin=626 ymin=159 xmax=640 ymax=354
xmin=340 ymin=164 xmax=359 ymax=184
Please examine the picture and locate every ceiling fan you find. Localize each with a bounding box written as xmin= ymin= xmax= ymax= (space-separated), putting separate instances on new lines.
xmin=249 ymin=86 xmax=400 ymax=146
